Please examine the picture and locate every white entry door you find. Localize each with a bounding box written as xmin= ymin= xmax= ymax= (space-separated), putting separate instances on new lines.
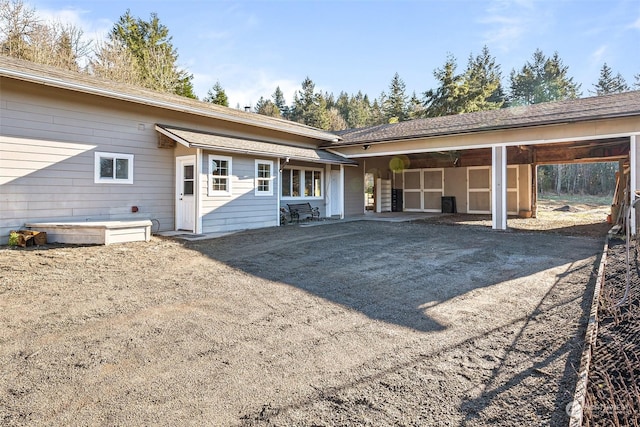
xmin=330 ymin=170 xmax=341 ymax=216
xmin=176 ymin=156 xmax=195 ymax=231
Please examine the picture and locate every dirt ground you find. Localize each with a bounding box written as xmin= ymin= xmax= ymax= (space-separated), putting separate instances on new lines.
xmin=0 ymin=210 xmax=607 ymax=426
xmin=424 ymin=199 xmax=612 ymax=238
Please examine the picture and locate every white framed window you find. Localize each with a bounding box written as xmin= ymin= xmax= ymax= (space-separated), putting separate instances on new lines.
xmin=281 ymin=167 xmax=323 ymax=199
xmin=94 ymin=152 xmax=133 ymax=184
xmin=255 ymin=160 xmax=274 ymax=196
xmin=208 ymin=154 xmax=232 ymax=196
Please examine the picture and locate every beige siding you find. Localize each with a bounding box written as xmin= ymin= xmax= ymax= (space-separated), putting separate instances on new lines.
xmin=200 ymin=152 xmax=278 ymax=232
xmin=0 ymin=81 xmax=175 ymax=243
xmin=443 ymin=168 xmax=468 ymax=213
xmin=518 ymin=164 xmax=532 ymax=213
xmin=344 ymin=161 xmax=364 ymax=217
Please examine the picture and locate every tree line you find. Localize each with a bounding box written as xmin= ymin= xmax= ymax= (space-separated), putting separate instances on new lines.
xmin=2 ymin=0 xmax=637 ymax=196
xmin=2 ymin=0 xmax=639 ymax=130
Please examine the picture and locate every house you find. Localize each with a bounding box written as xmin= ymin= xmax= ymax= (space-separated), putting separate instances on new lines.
xmin=0 ymin=56 xmax=355 ymax=244
xmin=2 ymin=55 xmax=640 ymax=245
xmin=328 ymin=91 xmax=640 ymax=232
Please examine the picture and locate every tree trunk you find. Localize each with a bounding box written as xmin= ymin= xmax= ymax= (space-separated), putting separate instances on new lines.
xmin=556 ymin=164 xmax=562 ymax=194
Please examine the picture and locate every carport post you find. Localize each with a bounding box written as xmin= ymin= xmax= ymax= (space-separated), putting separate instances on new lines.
xmin=339 ymin=165 xmax=345 ymax=219
xmin=491 ymin=145 xmax=507 ymax=230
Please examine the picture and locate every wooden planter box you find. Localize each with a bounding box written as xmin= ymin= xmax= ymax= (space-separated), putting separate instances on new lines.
xmin=24 ymin=220 xmax=152 ymax=245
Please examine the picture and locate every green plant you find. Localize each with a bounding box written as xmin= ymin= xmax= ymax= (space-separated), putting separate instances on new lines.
xmin=8 ymin=231 xmax=19 ymax=247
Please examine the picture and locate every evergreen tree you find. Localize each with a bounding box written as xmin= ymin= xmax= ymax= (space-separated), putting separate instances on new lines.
xmin=272 ymin=86 xmax=289 ymax=118
xmin=54 ymin=26 xmax=78 ymax=71
xmin=335 ymin=91 xmax=350 ymax=125
xmin=369 ymin=98 xmax=386 ymax=126
xmin=509 ymin=49 xmax=581 ymax=105
xmin=203 ymin=81 xmax=229 ymax=106
xmin=591 ymin=63 xmax=629 ymax=95
xmin=255 ymin=97 xmax=280 ymax=117
xmin=635 ymin=74 xmax=640 ymax=89
xmin=383 ymin=72 xmax=408 ymax=122
xmin=349 ymin=92 xmax=373 ymax=128
xmin=407 ymin=91 xmax=424 ymax=119
xmin=423 ymin=54 xmax=466 ymax=117
xmin=96 ymin=10 xmax=195 ymax=98
xmin=291 ymin=77 xmax=330 ymax=129
xmin=463 ymin=46 xmax=505 ymax=111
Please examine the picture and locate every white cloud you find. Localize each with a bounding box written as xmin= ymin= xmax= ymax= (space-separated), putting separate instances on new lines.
xmin=480 ymin=15 xmax=527 ymax=52
xmin=192 ymin=68 xmax=299 ymax=108
xmin=479 ymin=0 xmax=548 ymax=53
xmin=590 ymin=45 xmax=608 ymax=65
xmin=630 ymin=16 xmax=640 ymax=30
xmin=36 ymin=6 xmax=111 ymax=42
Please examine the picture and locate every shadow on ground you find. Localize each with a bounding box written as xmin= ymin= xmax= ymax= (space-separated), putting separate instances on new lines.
xmin=188 ymin=221 xmax=600 ymax=333
xmin=184 ymin=221 xmax=603 ymax=425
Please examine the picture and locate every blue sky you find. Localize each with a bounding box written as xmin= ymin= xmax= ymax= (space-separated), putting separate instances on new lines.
xmin=31 ymin=0 xmax=640 ymax=108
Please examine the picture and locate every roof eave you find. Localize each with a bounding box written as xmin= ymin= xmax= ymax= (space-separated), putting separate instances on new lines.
xmin=1 ymin=66 xmax=341 ymax=143
xmin=155 ymin=124 xmax=356 ymax=166
xmin=332 ymin=110 xmax=640 ymax=147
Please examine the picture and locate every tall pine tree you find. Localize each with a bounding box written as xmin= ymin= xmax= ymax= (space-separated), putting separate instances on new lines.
xmin=272 ymin=86 xmax=289 ymax=118
xmin=591 ymin=63 xmax=629 ymax=95
xmin=422 ymin=54 xmax=466 ymax=117
xmin=384 ymin=72 xmax=409 ymax=122
xmin=95 ymin=10 xmax=195 ymax=98
xmin=291 ymin=77 xmax=330 ymax=129
xmin=463 ymin=46 xmax=505 ymax=112
xmin=203 ymin=81 xmax=229 ymax=106
xmin=509 ymin=49 xmax=581 ymax=105
xmin=255 ymin=97 xmax=280 ymax=117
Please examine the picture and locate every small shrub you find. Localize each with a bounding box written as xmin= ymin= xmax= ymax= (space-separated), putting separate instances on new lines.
xmin=8 ymin=231 xmax=19 ymax=247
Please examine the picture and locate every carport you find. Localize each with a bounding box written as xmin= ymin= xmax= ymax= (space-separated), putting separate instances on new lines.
xmin=327 ymin=91 xmax=640 ymax=232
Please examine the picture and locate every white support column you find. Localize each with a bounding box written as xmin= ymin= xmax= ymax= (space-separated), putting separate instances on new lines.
xmin=195 ymin=148 xmax=202 ymax=234
xmin=339 ymin=165 xmax=345 ymax=219
xmin=631 ymin=135 xmax=637 ymax=235
xmin=325 ymin=164 xmax=331 ymax=219
xmin=492 ymin=145 xmax=507 ymax=230
xmin=375 ymin=177 xmax=382 ymax=213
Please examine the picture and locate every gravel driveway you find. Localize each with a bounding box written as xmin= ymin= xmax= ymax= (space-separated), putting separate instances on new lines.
xmin=1 ymin=220 xmax=603 ymax=426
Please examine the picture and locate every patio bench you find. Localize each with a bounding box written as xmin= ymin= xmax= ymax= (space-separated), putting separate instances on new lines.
xmin=287 ymin=203 xmax=320 ymax=223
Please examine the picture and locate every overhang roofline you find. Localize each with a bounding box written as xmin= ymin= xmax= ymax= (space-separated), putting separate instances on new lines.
xmin=155 ymin=124 xmax=357 ymax=166
xmin=0 ymin=62 xmax=341 ymax=143
xmin=337 ymin=131 xmax=640 ymax=159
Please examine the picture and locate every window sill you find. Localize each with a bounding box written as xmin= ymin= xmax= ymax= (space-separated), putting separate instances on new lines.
xmin=281 ymin=196 xmax=323 ymax=201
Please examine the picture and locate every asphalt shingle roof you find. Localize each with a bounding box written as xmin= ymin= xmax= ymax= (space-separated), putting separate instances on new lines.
xmin=0 ymin=55 xmax=339 ymax=143
xmin=329 ymin=90 xmax=640 ymax=147
xmin=157 ymin=125 xmax=356 ymax=165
